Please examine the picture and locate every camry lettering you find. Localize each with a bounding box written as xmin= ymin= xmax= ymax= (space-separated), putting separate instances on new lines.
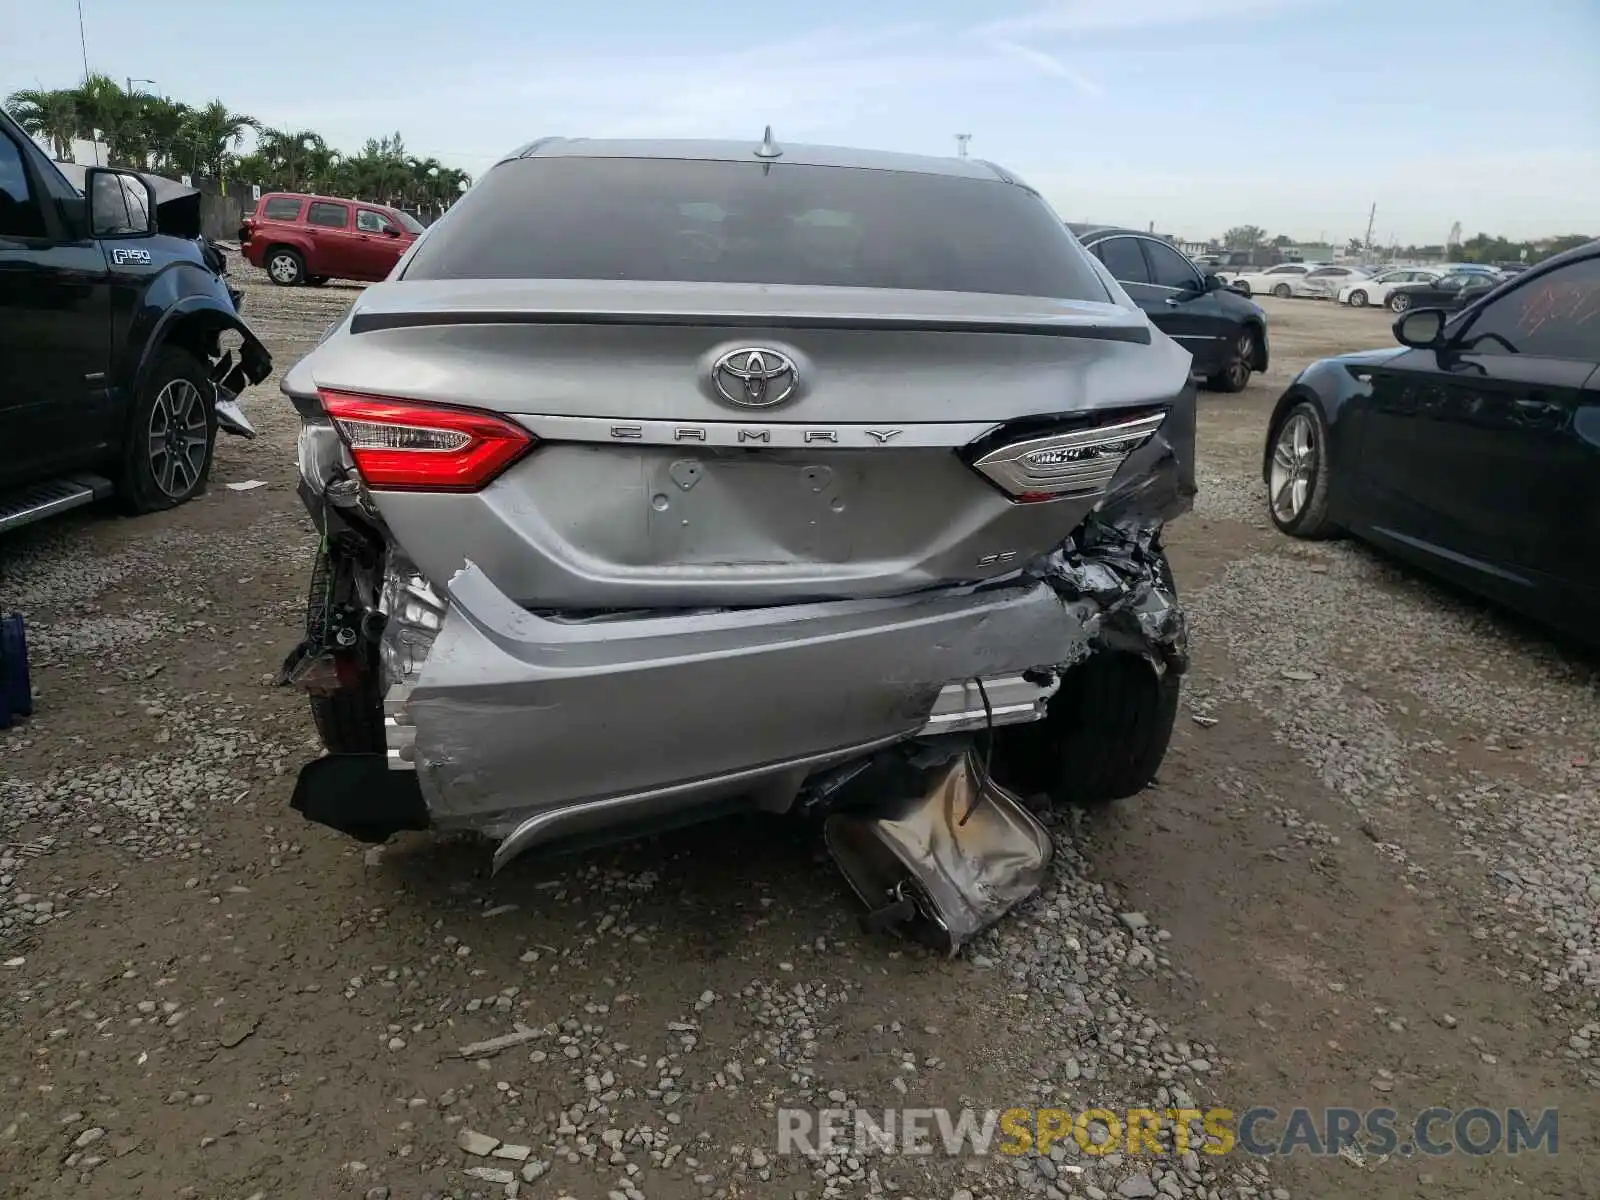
xmin=580 ymin=421 xmax=941 ymax=448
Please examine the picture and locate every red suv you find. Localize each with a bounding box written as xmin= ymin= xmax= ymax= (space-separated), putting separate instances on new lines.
xmin=240 ymin=193 xmax=423 ymax=286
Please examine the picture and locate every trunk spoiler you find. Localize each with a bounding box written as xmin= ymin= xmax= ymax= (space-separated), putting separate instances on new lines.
xmin=346 ymin=280 xmax=1152 ymax=344
xmin=351 ymin=308 xmax=1151 ymax=342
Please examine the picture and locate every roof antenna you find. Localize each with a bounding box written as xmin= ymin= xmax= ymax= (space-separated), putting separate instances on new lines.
xmin=753 ymin=126 xmax=783 ymax=159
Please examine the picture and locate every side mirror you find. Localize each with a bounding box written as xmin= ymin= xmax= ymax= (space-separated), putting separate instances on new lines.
xmin=85 ymin=167 xmax=153 ymax=238
xmin=1202 ymin=272 xmax=1224 ymax=292
xmin=1394 ymin=308 xmax=1448 ymax=350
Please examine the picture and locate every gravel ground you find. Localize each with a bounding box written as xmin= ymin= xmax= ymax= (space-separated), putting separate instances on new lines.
xmin=0 ymin=275 xmax=1594 ymax=1200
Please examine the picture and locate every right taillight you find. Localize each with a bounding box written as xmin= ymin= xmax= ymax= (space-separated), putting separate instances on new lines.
xmin=968 ymin=411 xmax=1166 ymax=503
xmin=320 ymin=390 xmax=535 ymax=492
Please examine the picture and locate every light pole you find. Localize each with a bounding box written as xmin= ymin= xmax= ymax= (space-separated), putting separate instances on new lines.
xmin=954 ymin=133 xmax=971 ymax=159
xmin=127 ymin=77 xmax=160 ymax=96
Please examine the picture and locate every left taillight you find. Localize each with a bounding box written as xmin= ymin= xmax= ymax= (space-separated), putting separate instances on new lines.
xmin=319 ymin=390 xmax=535 ymax=492
xmin=968 ymin=410 xmax=1166 ymax=503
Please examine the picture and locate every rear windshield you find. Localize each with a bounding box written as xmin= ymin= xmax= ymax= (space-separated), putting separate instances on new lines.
xmin=401 ymin=157 xmax=1109 ymax=301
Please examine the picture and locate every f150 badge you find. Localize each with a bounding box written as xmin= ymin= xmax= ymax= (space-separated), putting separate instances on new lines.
xmin=110 ymin=248 xmax=152 ymax=266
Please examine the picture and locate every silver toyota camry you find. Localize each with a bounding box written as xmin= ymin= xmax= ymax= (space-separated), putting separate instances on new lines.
xmin=278 ymin=132 xmax=1197 ymax=873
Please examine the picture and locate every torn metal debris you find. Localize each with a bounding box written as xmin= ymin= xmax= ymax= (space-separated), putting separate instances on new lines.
xmin=823 ymin=743 xmax=1054 ymax=956
xmin=1032 ymin=515 xmax=1189 ymax=676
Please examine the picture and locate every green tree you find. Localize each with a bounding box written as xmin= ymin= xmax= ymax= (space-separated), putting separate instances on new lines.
xmin=1223 ymin=225 xmax=1267 ymax=250
xmin=176 ymin=100 xmax=260 ymax=183
xmin=4 ymin=87 xmax=80 ymax=158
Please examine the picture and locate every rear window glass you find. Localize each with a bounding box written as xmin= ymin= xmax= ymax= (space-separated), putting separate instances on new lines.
xmin=402 ymin=157 xmax=1109 ymax=301
xmin=262 ymin=196 xmax=302 ymax=221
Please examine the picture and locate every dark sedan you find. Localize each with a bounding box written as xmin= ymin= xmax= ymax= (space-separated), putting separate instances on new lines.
xmin=1069 ymin=225 xmax=1269 ymax=392
xmin=1385 ymin=268 xmax=1501 ymax=314
xmin=1262 ymin=240 xmax=1600 ymax=646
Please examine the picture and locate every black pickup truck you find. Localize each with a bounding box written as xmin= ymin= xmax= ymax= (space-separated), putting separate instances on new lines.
xmin=0 ymin=108 xmax=271 ymax=533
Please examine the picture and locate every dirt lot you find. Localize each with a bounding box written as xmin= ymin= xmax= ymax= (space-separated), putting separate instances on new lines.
xmin=1 ymin=278 xmax=1596 ymax=1200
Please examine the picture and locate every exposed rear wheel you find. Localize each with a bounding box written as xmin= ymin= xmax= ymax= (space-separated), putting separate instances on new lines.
xmin=1389 ymin=291 xmax=1413 ymax=313
xmin=996 ymin=653 xmax=1181 ymax=806
xmin=1347 ymin=289 xmax=1368 ymax=307
xmin=305 ymin=547 xmax=385 ymax=753
xmin=1272 ymin=283 xmax=1292 ymax=298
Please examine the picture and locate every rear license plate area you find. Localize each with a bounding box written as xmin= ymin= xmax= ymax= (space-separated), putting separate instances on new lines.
xmin=645 ymin=455 xmax=854 ymax=564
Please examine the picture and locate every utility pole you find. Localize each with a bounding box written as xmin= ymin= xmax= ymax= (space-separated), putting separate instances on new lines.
xmin=954 ymin=134 xmax=971 ymax=159
xmin=1363 ymin=203 xmax=1376 ymax=254
xmin=77 ymin=0 xmax=99 ymax=166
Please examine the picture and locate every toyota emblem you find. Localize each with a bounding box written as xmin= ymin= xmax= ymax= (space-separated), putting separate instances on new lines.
xmin=710 ymin=347 xmax=799 ymax=408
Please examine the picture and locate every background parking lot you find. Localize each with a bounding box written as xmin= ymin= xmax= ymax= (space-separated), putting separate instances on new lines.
xmin=1 ymin=274 xmax=1596 ymax=1200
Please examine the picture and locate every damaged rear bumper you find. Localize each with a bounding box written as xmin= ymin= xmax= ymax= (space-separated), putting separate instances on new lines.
xmin=387 ymin=563 xmax=1106 ymax=867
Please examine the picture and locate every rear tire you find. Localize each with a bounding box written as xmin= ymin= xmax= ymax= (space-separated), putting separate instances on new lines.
xmin=1272 ymin=283 xmax=1292 ymax=298
xmin=997 ymin=653 xmax=1181 ymax=806
xmin=1204 ymin=327 xmax=1256 ymax=393
xmin=266 ymin=246 xmax=305 ymax=286
xmin=1347 ymin=289 xmax=1368 ymax=307
xmin=305 ymin=547 xmax=385 ymax=754
xmin=1389 ymin=291 xmax=1412 ymax=313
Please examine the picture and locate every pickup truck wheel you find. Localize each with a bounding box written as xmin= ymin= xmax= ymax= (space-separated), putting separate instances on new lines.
xmin=305 ymin=547 xmax=385 ymax=754
xmin=266 ymin=246 xmax=305 ymax=286
xmin=117 ymin=347 xmax=217 ymax=513
xmin=997 ymin=652 xmax=1181 ymax=806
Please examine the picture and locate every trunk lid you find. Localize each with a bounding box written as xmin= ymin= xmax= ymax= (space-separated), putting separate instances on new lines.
xmin=299 ymin=280 xmax=1190 ymax=607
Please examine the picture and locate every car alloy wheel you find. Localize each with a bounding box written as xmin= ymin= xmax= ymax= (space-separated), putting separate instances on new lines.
xmin=1268 ymin=410 xmax=1318 ymax=524
xmin=147 ymin=378 xmax=210 ymax=499
xmin=1390 ymin=292 xmax=1412 ymax=313
xmin=1272 ymin=283 xmax=1292 ymax=298
xmin=269 ymin=252 xmax=302 ymax=285
xmin=1348 ymin=289 xmax=1368 ymax=307
xmin=1226 ymin=331 xmax=1253 ymax=389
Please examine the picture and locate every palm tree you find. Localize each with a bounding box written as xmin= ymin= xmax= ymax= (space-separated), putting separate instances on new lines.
xmin=70 ymin=73 xmax=142 ymax=165
xmin=250 ymin=128 xmax=337 ymax=189
xmin=178 ymin=100 xmax=260 ymax=183
xmin=137 ymin=96 xmax=191 ymax=174
xmin=4 ymin=87 xmax=79 ymax=159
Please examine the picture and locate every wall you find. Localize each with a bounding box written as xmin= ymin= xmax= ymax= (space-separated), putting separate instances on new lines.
xmin=197 ymin=189 xmax=244 ymax=242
